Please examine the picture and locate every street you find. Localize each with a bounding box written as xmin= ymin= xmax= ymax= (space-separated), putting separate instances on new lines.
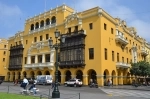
xmin=0 ymin=82 xmax=149 ymax=99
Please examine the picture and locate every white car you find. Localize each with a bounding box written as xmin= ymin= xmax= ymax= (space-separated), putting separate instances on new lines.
xmin=64 ymin=79 xmax=83 ymax=87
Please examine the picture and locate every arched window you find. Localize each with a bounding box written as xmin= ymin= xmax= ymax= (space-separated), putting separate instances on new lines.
xmin=35 ymin=22 xmax=39 ymax=29
xmin=30 ymin=24 xmax=34 ymax=30
xmin=46 ymin=18 xmax=50 ymax=25
xmin=40 ymin=20 xmax=44 ymax=27
xmin=51 ymin=16 xmax=56 ymax=24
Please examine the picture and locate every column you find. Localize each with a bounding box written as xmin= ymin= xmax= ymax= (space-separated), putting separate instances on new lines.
xmin=9 ymin=74 xmax=14 ymax=81
xmin=83 ymin=75 xmax=88 ymax=85
xmin=61 ymin=75 xmax=66 ymax=84
xmin=42 ymin=54 xmax=45 ymax=63
xmin=15 ymin=75 xmax=18 ymax=80
xmin=35 ymin=55 xmax=38 ymax=63
xmin=112 ymin=76 xmax=117 ymax=86
xmin=50 ymin=48 xmax=55 ymax=63
xmin=27 ymin=55 xmax=31 ymax=64
xmin=96 ymin=75 xmax=104 ymax=86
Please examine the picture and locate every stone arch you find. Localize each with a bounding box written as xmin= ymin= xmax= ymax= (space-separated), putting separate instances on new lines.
xmin=37 ymin=71 xmax=42 ymax=75
xmin=87 ymin=69 xmax=97 ymax=83
xmin=58 ymin=70 xmax=61 ymax=83
xmin=30 ymin=71 xmax=35 ymax=79
xmin=76 ymin=70 xmax=83 ymax=81
xmin=35 ymin=22 xmax=39 ymax=29
xmin=111 ymin=70 xmax=116 ymax=85
xmin=51 ymin=16 xmax=56 ymax=24
xmin=23 ymin=71 xmax=27 ymax=78
xmin=46 ymin=18 xmax=50 ymax=25
xmin=7 ymin=72 xmax=10 ymax=81
xmin=103 ymin=69 xmax=109 ymax=86
xmin=65 ymin=70 xmax=71 ymax=81
xmin=44 ymin=71 xmax=50 ymax=75
xmin=40 ymin=20 xmax=44 ymax=27
xmin=30 ymin=24 xmax=34 ymax=30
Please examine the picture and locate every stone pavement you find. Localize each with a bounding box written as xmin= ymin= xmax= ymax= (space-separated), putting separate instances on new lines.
xmin=102 ymin=85 xmax=150 ymax=91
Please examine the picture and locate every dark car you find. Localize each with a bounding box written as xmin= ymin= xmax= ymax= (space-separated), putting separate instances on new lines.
xmin=0 ymin=79 xmax=3 ymax=84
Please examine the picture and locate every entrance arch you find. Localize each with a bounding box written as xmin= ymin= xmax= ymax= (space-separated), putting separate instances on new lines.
xmin=44 ymin=71 xmax=50 ymax=75
xmin=76 ymin=70 xmax=83 ymax=81
xmin=65 ymin=70 xmax=71 ymax=81
xmin=103 ymin=69 xmax=109 ymax=86
xmin=30 ymin=71 xmax=35 ymax=79
xmin=12 ymin=72 xmax=15 ymax=81
xmin=88 ymin=69 xmax=97 ymax=83
xmin=37 ymin=71 xmax=42 ymax=75
xmin=23 ymin=71 xmax=27 ymax=78
xmin=111 ymin=70 xmax=116 ymax=85
xmin=17 ymin=72 xmax=21 ymax=80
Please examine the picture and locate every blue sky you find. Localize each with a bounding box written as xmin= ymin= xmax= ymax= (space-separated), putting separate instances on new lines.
xmin=0 ymin=0 xmax=150 ymax=42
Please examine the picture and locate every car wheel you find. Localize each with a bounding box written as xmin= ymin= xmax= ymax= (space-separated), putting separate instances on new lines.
xmin=64 ymin=83 xmax=67 ymax=87
xmin=74 ymin=84 xmax=77 ymax=87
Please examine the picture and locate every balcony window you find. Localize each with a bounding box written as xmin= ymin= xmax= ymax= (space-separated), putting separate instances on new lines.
xmin=38 ymin=55 xmax=42 ymax=63
xmin=45 ymin=54 xmax=50 ymax=62
xmin=40 ymin=20 xmax=44 ymax=27
xmin=24 ymin=57 xmax=27 ymax=64
xmin=40 ymin=35 xmax=43 ymax=41
xmin=46 ymin=18 xmax=50 ymax=25
xmin=31 ymin=56 xmax=35 ymax=63
xmin=122 ymin=57 xmax=124 ymax=63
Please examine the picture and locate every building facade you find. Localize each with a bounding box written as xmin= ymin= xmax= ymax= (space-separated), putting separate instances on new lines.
xmin=3 ymin=5 xmax=150 ymax=86
xmin=0 ymin=38 xmax=8 ymax=80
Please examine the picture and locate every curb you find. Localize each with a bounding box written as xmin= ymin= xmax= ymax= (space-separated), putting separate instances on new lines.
xmin=101 ymin=87 xmax=150 ymax=91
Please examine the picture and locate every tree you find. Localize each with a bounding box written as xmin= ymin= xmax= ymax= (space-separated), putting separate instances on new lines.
xmin=130 ymin=61 xmax=150 ymax=83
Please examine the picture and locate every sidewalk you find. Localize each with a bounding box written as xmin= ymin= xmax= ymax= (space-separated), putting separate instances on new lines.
xmin=102 ymin=85 xmax=150 ymax=91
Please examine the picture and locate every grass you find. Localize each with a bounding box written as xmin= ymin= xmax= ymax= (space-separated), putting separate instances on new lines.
xmin=0 ymin=92 xmax=44 ymax=99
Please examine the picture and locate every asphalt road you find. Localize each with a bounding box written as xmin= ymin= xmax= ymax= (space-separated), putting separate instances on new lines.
xmin=0 ymin=82 xmax=149 ymax=99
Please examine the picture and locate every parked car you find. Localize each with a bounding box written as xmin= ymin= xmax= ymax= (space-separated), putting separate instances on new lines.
xmin=64 ymin=78 xmax=83 ymax=87
xmin=36 ymin=75 xmax=53 ymax=85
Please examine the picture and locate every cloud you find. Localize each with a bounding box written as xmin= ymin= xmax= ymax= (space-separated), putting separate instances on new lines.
xmin=68 ymin=0 xmax=150 ymax=42
xmin=0 ymin=2 xmax=23 ymax=38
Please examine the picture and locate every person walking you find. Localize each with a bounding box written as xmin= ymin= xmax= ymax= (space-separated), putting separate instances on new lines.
xmin=29 ymin=81 xmax=37 ymax=95
xmin=21 ymin=77 xmax=29 ymax=90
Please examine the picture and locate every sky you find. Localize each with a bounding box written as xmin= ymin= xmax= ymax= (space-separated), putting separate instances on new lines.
xmin=0 ymin=0 xmax=150 ymax=42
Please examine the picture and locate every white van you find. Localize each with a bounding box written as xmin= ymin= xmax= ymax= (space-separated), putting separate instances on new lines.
xmin=36 ymin=75 xmax=53 ymax=85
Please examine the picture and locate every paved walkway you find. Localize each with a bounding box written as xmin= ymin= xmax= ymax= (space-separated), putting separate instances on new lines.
xmin=102 ymin=85 xmax=150 ymax=91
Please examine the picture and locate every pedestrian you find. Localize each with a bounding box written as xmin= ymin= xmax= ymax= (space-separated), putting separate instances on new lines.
xmin=20 ymin=77 xmax=29 ymax=90
xmin=110 ymin=79 xmax=113 ymax=87
xmin=14 ymin=79 xmax=18 ymax=86
xmin=28 ymin=81 xmax=37 ymax=95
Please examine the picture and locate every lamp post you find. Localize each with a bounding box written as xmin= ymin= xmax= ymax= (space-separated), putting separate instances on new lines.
xmin=48 ymin=29 xmax=65 ymax=98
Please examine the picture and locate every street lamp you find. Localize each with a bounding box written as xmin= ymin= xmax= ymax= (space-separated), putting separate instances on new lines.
xmin=48 ymin=29 xmax=65 ymax=98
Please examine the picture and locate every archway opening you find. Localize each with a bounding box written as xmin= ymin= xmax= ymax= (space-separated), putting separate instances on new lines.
xmin=37 ymin=71 xmax=42 ymax=75
xmin=76 ymin=70 xmax=83 ymax=81
xmin=65 ymin=70 xmax=71 ymax=81
xmin=13 ymin=72 xmax=15 ymax=81
xmin=51 ymin=16 xmax=56 ymax=24
xmin=88 ymin=69 xmax=97 ymax=84
xmin=30 ymin=71 xmax=35 ymax=79
xmin=103 ymin=69 xmax=109 ymax=86
xmin=18 ymin=72 xmax=21 ymax=80
xmin=111 ymin=70 xmax=116 ymax=85
xmin=45 ymin=71 xmax=50 ymax=75
xmin=23 ymin=71 xmax=27 ymax=78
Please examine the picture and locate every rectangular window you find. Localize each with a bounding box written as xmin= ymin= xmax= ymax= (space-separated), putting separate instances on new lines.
xmin=104 ymin=23 xmax=107 ymax=30
xmin=111 ymin=28 xmax=113 ymax=34
xmin=104 ymin=48 xmax=107 ymax=60
xmin=89 ymin=48 xmax=94 ymax=59
xmin=16 ymin=42 xmax=17 ymax=45
xmin=75 ymin=26 xmax=78 ymax=32
xmin=26 ymin=40 xmax=28 ymax=44
xmin=117 ymin=53 xmax=119 ymax=62
xmin=34 ymin=37 xmax=37 ymax=42
xmin=3 ymin=58 xmax=5 ymax=62
xmin=127 ymin=58 xmax=128 ymax=63
xmin=31 ymin=56 xmax=35 ymax=63
xmin=89 ymin=23 xmax=93 ymax=30
xmin=46 ymin=34 xmax=49 ymax=40
xmin=112 ymin=51 xmax=114 ymax=61
xmin=126 ymin=47 xmax=128 ymax=53
xmin=24 ymin=57 xmax=27 ymax=64
xmin=68 ymin=28 xmax=71 ymax=33
xmin=38 ymin=55 xmax=42 ymax=63
xmin=122 ymin=57 xmax=124 ymax=63
xmin=40 ymin=35 xmax=43 ymax=41
xmin=45 ymin=54 xmax=50 ymax=62
xmin=3 ymin=51 xmax=6 ymax=55
xmin=4 ymin=45 xmax=6 ymax=48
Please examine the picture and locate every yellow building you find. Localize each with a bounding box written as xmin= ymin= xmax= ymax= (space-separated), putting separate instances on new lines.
xmin=0 ymin=38 xmax=8 ymax=80
xmin=4 ymin=5 xmax=150 ymax=86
